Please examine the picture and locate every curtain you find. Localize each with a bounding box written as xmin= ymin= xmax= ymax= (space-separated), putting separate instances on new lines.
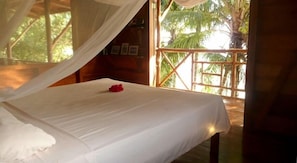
xmin=0 ymin=0 xmax=147 ymax=102
xmin=0 ymin=0 xmax=35 ymax=49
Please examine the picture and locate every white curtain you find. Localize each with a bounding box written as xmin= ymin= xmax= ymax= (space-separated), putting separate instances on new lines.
xmin=0 ymin=0 xmax=147 ymax=102
xmin=0 ymin=0 xmax=35 ymax=49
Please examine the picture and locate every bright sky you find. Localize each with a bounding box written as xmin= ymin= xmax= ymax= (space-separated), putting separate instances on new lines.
xmin=161 ymin=29 xmax=230 ymax=49
xmin=202 ymin=31 xmax=230 ymax=49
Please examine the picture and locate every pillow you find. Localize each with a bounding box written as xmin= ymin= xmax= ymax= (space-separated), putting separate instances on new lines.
xmin=0 ymin=106 xmax=56 ymax=161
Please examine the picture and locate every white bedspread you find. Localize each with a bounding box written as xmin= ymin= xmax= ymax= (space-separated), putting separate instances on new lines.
xmin=4 ymin=78 xmax=230 ymax=163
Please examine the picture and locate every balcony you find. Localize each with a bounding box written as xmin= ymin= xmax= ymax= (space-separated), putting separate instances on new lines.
xmin=156 ymin=48 xmax=247 ymax=100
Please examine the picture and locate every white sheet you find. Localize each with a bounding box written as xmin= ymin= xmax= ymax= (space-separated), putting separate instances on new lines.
xmin=4 ymin=78 xmax=230 ymax=163
xmin=0 ymin=106 xmax=56 ymax=162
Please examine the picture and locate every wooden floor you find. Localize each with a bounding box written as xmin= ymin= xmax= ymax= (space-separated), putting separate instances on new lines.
xmin=173 ymin=98 xmax=245 ymax=163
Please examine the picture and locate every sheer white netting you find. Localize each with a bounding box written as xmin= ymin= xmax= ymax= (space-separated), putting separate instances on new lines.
xmin=0 ymin=0 xmax=206 ymax=102
xmin=0 ymin=0 xmax=35 ymax=49
xmin=0 ymin=0 xmax=146 ymax=102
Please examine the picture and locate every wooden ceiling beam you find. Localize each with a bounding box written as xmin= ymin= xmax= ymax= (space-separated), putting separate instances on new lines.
xmin=28 ymin=0 xmax=70 ymax=18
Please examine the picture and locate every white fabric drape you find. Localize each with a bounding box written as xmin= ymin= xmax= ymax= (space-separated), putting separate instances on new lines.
xmin=174 ymin=0 xmax=207 ymax=8
xmin=0 ymin=0 xmax=146 ymax=102
xmin=0 ymin=0 xmax=35 ymax=49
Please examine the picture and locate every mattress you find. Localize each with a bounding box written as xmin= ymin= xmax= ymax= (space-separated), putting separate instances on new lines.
xmin=3 ymin=78 xmax=230 ymax=163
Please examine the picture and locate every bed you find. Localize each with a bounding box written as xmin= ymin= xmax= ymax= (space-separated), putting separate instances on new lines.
xmin=0 ymin=78 xmax=230 ymax=163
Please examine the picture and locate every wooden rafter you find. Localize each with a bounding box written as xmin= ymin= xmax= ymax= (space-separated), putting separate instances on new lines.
xmin=28 ymin=0 xmax=71 ymax=18
xmin=10 ymin=19 xmax=38 ymax=48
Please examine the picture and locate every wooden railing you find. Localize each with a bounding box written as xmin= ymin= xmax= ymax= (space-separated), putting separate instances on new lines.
xmin=156 ymin=48 xmax=247 ymax=99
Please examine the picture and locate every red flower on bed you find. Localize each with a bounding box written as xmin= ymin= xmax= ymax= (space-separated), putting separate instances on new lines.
xmin=109 ymin=84 xmax=124 ymax=92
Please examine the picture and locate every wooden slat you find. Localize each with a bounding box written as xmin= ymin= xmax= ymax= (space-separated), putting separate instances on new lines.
xmin=157 ymin=48 xmax=247 ymax=99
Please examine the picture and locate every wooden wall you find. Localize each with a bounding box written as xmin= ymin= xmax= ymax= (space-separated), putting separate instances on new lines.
xmin=244 ymin=0 xmax=297 ymax=162
xmin=95 ymin=2 xmax=149 ymax=85
xmin=53 ymin=2 xmax=150 ymax=86
xmin=0 ymin=63 xmax=56 ymax=89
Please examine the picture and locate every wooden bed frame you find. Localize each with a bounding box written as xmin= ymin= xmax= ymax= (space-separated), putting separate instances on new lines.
xmin=210 ymin=133 xmax=220 ymax=163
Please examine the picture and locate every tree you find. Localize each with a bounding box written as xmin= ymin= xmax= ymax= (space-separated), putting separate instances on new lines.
xmin=161 ymin=0 xmax=220 ymax=48
xmin=161 ymin=0 xmax=250 ymax=48
xmin=160 ymin=0 xmax=218 ymax=87
xmin=212 ymin=0 xmax=249 ymax=95
xmin=160 ymin=0 xmax=250 ymax=96
xmin=4 ymin=12 xmax=72 ymax=63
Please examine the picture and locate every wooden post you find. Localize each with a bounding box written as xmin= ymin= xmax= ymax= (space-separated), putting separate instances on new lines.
xmin=210 ymin=133 xmax=220 ymax=163
xmin=6 ymin=43 xmax=12 ymax=59
xmin=155 ymin=0 xmax=161 ymax=86
xmin=44 ymin=0 xmax=53 ymax=63
xmin=231 ymin=51 xmax=237 ymax=98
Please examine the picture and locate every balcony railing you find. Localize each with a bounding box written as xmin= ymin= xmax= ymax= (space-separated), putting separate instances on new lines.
xmin=156 ymin=48 xmax=247 ymax=99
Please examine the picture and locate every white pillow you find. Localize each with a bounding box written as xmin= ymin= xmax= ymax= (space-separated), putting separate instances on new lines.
xmin=0 ymin=107 xmax=56 ymax=161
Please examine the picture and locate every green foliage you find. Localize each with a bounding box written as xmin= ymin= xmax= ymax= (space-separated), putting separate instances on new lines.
xmin=50 ymin=13 xmax=73 ymax=62
xmin=12 ymin=18 xmax=47 ymax=62
xmin=161 ymin=0 xmax=219 ymax=48
xmin=168 ymin=32 xmax=209 ymax=48
xmin=161 ymin=0 xmax=250 ymax=48
xmin=8 ymin=12 xmax=72 ymax=62
xmin=160 ymin=0 xmax=250 ymax=95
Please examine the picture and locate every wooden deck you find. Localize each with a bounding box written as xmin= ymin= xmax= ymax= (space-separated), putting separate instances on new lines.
xmin=173 ymin=98 xmax=245 ymax=163
xmin=223 ymin=98 xmax=244 ymax=127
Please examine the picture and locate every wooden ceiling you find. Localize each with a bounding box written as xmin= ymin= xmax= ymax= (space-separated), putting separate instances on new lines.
xmin=28 ymin=0 xmax=71 ymax=18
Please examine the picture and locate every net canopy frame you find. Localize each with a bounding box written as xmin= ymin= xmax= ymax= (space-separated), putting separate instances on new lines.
xmin=0 ymin=0 xmax=207 ymax=102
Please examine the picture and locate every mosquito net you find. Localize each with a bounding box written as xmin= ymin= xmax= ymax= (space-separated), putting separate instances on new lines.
xmin=0 ymin=0 xmax=206 ymax=102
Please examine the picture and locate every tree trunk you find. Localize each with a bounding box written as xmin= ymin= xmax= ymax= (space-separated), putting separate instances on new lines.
xmin=219 ymin=32 xmax=247 ymax=97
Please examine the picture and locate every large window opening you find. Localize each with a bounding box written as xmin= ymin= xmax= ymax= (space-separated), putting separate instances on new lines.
xmin=0 ymin=12 xmax=72 ymax=63
xmin=155 ymin=0 xmax=250 ymax=127
xmin=0 ymin=0 xmax=72 ymax=90
xmin=156 ymin=0 xmax=250 ymax=100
